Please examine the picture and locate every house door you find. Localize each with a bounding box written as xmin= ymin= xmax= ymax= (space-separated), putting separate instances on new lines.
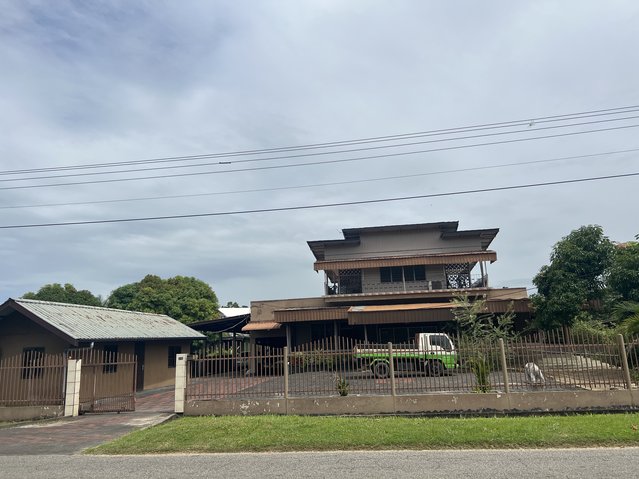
xmin=134 ymin=342 xmax=145 ymax=391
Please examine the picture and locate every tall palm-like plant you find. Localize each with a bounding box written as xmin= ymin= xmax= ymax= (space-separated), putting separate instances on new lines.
xmin=614 ymin=301 xmax=639 ymax=336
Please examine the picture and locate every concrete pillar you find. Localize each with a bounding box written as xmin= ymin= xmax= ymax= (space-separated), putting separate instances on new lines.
xmin=64 ymin=359 xmax=82 ymax=417
xmin=174 ymin=353 xmax=189 ymax=414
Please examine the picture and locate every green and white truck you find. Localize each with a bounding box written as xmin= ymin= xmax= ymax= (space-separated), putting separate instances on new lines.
xmin=353 ymin=333 xmax=458 ymax=378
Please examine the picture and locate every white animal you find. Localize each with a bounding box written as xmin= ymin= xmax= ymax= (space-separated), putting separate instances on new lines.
xmin=524 ymin=362 xmax=545 ymax=385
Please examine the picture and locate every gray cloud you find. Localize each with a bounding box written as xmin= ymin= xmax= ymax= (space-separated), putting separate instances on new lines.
xmin=1 ymin=1 xmax=638 ymax=306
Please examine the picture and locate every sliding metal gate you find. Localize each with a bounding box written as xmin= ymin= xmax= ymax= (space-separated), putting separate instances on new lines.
xmin=78 ymin=350 xmax=137 ymax=413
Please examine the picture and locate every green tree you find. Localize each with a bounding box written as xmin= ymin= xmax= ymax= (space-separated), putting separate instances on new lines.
xmin=224 ymin=301 xmax=240 ymax=308
xmin=613 ymin=301 xmax=639 ymax=336
xmin=608 ymin=242 xmax=639 ymax=302
xmin=532 ymin=225 xmax=614 ymax=330
xmin=22 ymin=283 xmax=103 ymax=307
xmin=105 ymin=274 xmax=219 ymax=323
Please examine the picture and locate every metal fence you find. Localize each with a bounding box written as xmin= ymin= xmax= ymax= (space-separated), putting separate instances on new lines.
xmin=76 ymin=349 xmax=137 ymax=413
xmin=185 ymin=330 xmax=639 ymax=402
xmin=0 ymin=352 xmax=66 ymax=407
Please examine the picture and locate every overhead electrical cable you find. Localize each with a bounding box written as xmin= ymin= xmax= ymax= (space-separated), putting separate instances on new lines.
xmin=2 ymin=123 xmax=638 ymax=192
xmin=3 ymin=113 xmax=639 ymax=183
xmin=1 ymin=171 xmax=637 ymax=229
xmin=2 ymin=147 xmax=637 ymax=210
xmin=1 ymin=104 xmax=639 ymax=176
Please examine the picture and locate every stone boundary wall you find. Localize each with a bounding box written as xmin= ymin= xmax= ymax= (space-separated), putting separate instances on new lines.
xmin=185 ymin=389 xmax=638 ymax=416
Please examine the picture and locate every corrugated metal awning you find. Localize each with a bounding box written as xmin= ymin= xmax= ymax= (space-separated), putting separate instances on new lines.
xmin=241 ymin=321 xmax=282 ymax=331
xmin=314 ymin=250 xmax=497 ymax=271
xmin=274 ymin=307 xmax=349 ymax=323
xmin=348 ymin=303 xmax=455 ymax=313
xmin=486 ymin=299 xmax=531 ymax=313
xmin=347 ymin=302 xmax=456 ymax=325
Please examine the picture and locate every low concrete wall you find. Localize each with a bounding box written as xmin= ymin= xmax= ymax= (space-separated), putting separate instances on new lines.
xmin=185 ymin=389 xmax=638 ymax=416
xmin=0 ymin=405 xmax=64 ymax=422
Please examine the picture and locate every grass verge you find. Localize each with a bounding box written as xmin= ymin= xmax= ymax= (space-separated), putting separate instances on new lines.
xmin=88 ymin=413 xmax=639 ymax=454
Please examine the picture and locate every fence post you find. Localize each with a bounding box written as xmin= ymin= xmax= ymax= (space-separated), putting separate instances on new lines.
xmin=174 ymin=353 xmax=189 ymax=414
xmin=283 ymin=347 xmax=289 ymax=399
xmin=617 ymin=334 xmax=633 ymax=390
xmin=498 ymin=339 xmax=510 ymax=394
xmin=388 ymin=342 xmax=396 ymax=397
xmin=64 ymin=358 xmax=82 ymax=417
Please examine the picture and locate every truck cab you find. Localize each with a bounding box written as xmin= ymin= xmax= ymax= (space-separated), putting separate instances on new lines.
xmin=353 ymin=332 xmax=457 ymax=379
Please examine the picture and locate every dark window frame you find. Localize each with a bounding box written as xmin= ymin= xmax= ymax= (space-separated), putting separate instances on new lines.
xmin=22 ymin=347 xmax=45 ymax=379
xmin=103 ymin=344 xmax=118 ymax=374
xmin=380 ymin=265 xmax=426 ymax=283
xmin=168 ymin=346 xmax=182 ymax=369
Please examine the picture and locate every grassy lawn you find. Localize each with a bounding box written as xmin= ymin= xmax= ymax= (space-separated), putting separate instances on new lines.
xmin=88 ymin=413 xmax=639 ymax=454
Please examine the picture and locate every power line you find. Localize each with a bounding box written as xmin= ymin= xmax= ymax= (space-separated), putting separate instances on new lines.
xmin=2 ymin=147 xmax=637 ymax=210
xmin=2 ymin=123 xmax=638 ymax=192
xmin=2 ymin=104 xmax=639 ymax=176
xmin=1 ymin=171 xmax=637 ymax=229
xmin=3 ymin=113 xmax=639 ymax=183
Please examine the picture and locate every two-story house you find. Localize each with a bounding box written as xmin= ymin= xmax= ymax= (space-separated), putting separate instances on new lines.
xmin=245 ymin=221 xmax=530 ymax=348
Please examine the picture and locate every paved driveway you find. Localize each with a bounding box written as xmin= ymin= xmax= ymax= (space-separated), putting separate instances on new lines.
xmin=0 ymin=387 xmax=175 ymax=455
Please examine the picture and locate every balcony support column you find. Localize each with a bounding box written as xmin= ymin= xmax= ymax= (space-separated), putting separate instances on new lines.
xmin=480 ymin=261 xmax=486 ymax=287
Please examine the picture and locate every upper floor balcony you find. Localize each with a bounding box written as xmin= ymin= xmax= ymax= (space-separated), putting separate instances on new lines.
xmin=314 ymin=249 xmax=496 ymax=297
xmin=323 ymin=264 xmax=489 ymax=296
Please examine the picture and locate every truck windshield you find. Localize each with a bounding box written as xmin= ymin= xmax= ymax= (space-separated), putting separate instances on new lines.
xmin=429 ymin=335 xmax=452 ymax=351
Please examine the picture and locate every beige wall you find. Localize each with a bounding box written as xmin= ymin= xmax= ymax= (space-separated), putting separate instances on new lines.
xmin=0 ymin=311 xmax=192 ymax=391
xmin=324 ymin=230 xmax=482 ymax=260
xmin=142 ymin=340 xmax=192 ymax=390
xmin=0 ymin=312 xmax=70 ymax=359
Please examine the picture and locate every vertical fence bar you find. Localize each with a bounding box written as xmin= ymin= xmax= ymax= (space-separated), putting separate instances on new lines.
xmin=388 ymin=342 xmax=396 ymax=397
xmin=617 ymin=334 xmax=633 ymax=390
xmin=283 ymin=346 xmax=289 ymax=399
xmin=499 ymin=338 xmax=510 ymax=394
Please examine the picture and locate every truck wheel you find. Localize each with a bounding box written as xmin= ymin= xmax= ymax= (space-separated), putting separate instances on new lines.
xmin=427 ymin=360 xmax=445 ymax=377
xmin=372 ymin=361 xmax=390 ymax=379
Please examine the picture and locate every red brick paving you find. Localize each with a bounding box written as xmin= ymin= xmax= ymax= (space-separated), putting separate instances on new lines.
xmin=0 ymin=388 xmax=176 ymax=455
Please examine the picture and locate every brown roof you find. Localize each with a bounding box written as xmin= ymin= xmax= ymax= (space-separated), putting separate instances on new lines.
xmin=241 ymin=321 xmax=281 ymax=331
xmin=274 ymin=307 xmax=349 ymax=323
xmin=314 ymin=250 xmax=497 ymax=272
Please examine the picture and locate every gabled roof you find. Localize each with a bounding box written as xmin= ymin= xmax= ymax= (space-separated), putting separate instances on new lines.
xmin=307 ymin=221 xmax=499 ymax=261
xmin=0 ymin=298 xmax=205 ymax=346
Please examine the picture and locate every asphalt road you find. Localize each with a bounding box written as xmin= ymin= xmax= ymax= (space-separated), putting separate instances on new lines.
xmin=1 ymin=448 xmax=637 ymax=478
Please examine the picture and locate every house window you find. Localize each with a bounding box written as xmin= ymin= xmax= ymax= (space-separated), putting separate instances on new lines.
xmin=168 ymin=346 xmax=182 ymax=368
xmin=103 ymin=345 xmax=118 ymax=374
xmin=380 ymin=265 xmax=426 ymax=283
xmin=22 ymin=347 xmax=44 ymax=379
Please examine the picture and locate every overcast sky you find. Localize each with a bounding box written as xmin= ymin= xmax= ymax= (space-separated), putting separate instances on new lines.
xmin=1 ymin=1 xmax=638 ymax=307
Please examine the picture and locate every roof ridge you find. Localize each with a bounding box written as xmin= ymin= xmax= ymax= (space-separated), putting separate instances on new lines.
xmin=14 ymin=298 xmax=171 ymax=318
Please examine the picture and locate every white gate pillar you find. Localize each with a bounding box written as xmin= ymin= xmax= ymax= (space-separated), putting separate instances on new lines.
xmin=174 ymin=354 xmax=189 ymax=414
xmin=64 ymin=359 xmax=82 ymax=417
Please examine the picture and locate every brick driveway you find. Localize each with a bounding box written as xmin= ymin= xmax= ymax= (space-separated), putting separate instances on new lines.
xmin=0 ymin=388 xmax=175 ymax=455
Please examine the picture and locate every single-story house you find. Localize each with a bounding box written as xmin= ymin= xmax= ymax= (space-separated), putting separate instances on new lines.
xmin=0 ymin=298 xmax=205 ymax=391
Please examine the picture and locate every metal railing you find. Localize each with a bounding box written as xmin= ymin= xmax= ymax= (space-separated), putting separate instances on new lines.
xmin=185 ymin=329 xmax=639 ymax=401
xmin=76 ymin=349 xmax=137 ymax=413
xmin=0 ymin=352 xmax=66 ymax=406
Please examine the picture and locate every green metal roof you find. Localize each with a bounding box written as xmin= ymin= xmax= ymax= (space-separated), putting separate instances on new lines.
xmin=2 ymin=298 xmax=205 ymax=344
